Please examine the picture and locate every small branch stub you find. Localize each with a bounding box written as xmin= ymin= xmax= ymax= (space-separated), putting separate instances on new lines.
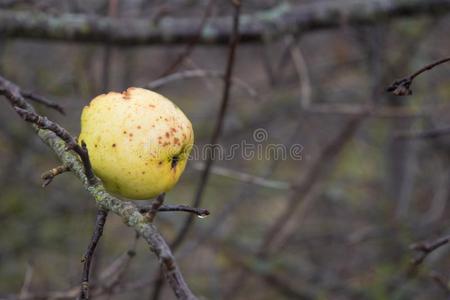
xmin=41 ymin=165 xmax=70 ymax=187
xmin=145 ymin=193 xmax=166 ymax=223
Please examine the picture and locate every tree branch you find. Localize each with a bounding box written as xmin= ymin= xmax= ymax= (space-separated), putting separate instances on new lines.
xmin=80 ymin=209 xmax=108 ymax=300
xmin=387 ymin=57 xmax=450 ymax=96
xmin=21 ymin=90 xmax=65 ymax=114
xmin=138 ymin=204 xmax=210 ymax=217
xmin=170 ymin=0 xmax=241 ymax=251
xmin=147 ymin=69 xmax=257 ymax=99
xmin=41 ymin=164 xmax=70 ymax=187
xmin=410 ymin=234 xmax=450 ymax=266
xmin=157 ymin=0 xmax=216 ymax=76
xmin=144 ymin=193 xmax=165 ymax=223
xmin=0 ymin=76 xmax=197 ymax=300
xmin=0 ymin=0 xmax=448 ymax=45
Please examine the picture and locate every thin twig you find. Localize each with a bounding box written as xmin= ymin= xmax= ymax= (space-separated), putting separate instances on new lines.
xmin=41 ymin=164 xmax=70 ymax=187
xmin=144 ymin=193 xmax=165 ymax=223
xmin=170 ymin=0 xmax=242 ymax=251
xmin=261 ymin=114 xmax=367 ymax=253
xmin=191 ymin=162 xmax=290 ymax=190
xmin=305 ymin=103 xmax=421 ymax=118
xmin=429 ymin=271 xmax=450 ymax=296
xmin=386 ymin=57 xmax=450 ymax=96
xmin=410 ymin=234 xmax=450 ymax=266
xmin=139 ymin=204 xmax=210 ymax=217
xmin=18 ymin=262 xmax=33 ymax=300
xmin=13 ymin=107 xmax=96 ymax=185
xmin=147 ymin=69 xmax=257 ymax=99
xmin=99 ymin=233 xmax=139 ymax=293
xmin=79 ymin=209 xmax=109 ymax=300
xmin=21 ymin=90 xmax=65 ymax=114
xmin=410 ymin=57 xmax=450 ymax=80
xmin=4 ymin=236 xmax=142 ymax=300
xmin=148 ymin=2 xmax=242 ymax=299
xmin=285 ymin=35 xmax=312 ymax=108
xmin=0 ymin=76 xmax=96 ymax=185
xmin=101 ymin=0 xmax=118 ymax=92
xmin=0 ymin=75 xmax=197 ymax=299
xmin=158 ymin=0 xmax=216 ymax=77
xmin=224 ymin=113 xmax=367 ymax=299
xmin=149 ymin=270 xmax=165 ymax=300
xmin=396 ymin=126 xmax=450 ymax=140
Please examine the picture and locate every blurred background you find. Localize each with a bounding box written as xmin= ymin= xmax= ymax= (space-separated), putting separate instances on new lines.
xmin=1 ymin=0 xmax=450 ymax=299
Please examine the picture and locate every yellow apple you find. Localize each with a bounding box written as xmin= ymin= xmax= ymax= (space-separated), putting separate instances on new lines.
xmin=78 ymin=87 xmax=194 ymax=200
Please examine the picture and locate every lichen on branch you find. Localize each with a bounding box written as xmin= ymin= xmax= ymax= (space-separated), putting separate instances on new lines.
xmin=0 ymin=76 xmax=197 ymax=300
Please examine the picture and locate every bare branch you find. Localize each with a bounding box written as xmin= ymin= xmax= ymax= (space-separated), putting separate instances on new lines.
xmin=5 ymin=235 xmax=141 ymax=300
xmin=144 ymin=193 xmax=165 ymax=223
xmin=80 ymin=210 xmax=108 ymax=300
xmin=0 ymin=76 xmax=197 ymax=300
xmin=387 ymin=57 xmax=450 ymax=96
xmin=285 ymin=35 xmax=312 ymax=108
xmin=21 ymin=90 xmax=65 ymax=114
xmin=170 ymin=0 xmax=242 ymax=251
xmin=0 ymin=0 xmax=448 ymax=45
xmin=410 ymin=234 xmax=450 ymax=266
xmin=13 ymin=107 xmax=97 ymax=185
xmin=396 ymin=126 xmax=450 ymax=140
xmin=429 ymin=271 xmax=450 ymax=296
xmin=41 ymin=164 xmax=70 ymax=187
xmin=191 ymin=162 xmax=290 ymax=190
xmin=138 ymin=204 xmax=210 ymax=217
xmin=149 ymin=2 xmax=242 ymax=298
xmin=0 ymin=75 xmax=96 ymax=185
xmin=98 ymin=234 xmax=139 ymax=288
xmin=18 ymin=263 xmax=33 ymax=300
xmin=158 ymin=0 xmax=216 ymax=76
xmin=261 ymin=114 xmax=368 ymax=253
xmin=147 ymin=69 xmax=257 ymax=99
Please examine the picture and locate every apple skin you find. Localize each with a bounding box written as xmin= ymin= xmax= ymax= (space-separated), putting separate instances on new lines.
xmin=78 ymin=87 xmax=194 ymax=200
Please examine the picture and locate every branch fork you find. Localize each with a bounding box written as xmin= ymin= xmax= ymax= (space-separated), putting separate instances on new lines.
xmin=0 ymin=75 xmax=197 ymax=300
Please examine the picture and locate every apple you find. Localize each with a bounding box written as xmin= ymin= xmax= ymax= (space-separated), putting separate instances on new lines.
xmin=78 ymin=87 xmax=194 ymax=200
